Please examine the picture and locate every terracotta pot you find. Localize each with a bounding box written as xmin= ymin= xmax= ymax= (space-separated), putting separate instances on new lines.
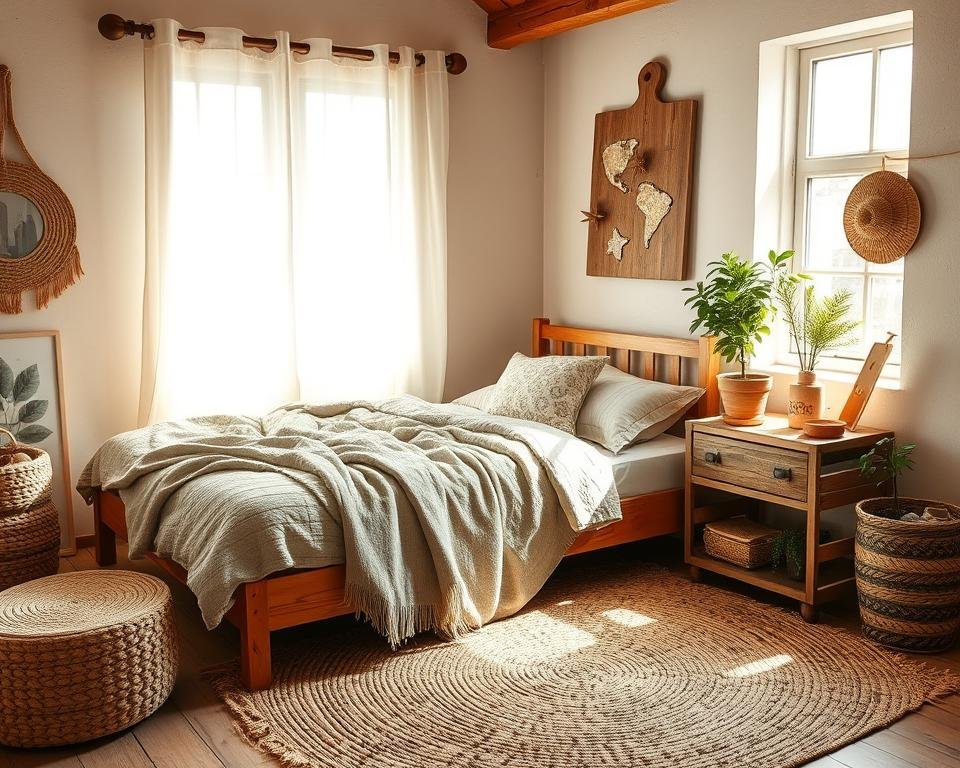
xmin=787 ymin=370 xmax=824 ymax=429
xmin=717 ymin=373 xmax=773 ymax=426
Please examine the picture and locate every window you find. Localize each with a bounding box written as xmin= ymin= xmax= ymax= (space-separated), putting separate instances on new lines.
xmin=782 ymin=29 xmax=912 ymax=374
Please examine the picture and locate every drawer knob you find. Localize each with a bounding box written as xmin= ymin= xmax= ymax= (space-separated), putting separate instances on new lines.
xmin=773 ymin=467 xmax=792 ymax=480
xmin=704 ymin=451 xmax=721 ymax=465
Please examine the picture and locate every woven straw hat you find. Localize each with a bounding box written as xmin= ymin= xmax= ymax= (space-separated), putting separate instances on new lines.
xmin=843 ymin=170 xmax=920 ymax=264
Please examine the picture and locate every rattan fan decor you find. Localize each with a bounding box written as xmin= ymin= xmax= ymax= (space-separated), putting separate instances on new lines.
xmin=0 ymin=65 xmax=83 ymax=313
xmin=843 ymin=170 xmax=921 ymax=264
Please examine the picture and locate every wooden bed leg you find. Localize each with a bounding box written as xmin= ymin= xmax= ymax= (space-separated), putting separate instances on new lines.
xmin=93 ymin=492 xmax=117 ymax=566
xmin=689 ymin=565 xmax=702 ymax=583
xmin=239 ymin=582 xmax=272 ymax=691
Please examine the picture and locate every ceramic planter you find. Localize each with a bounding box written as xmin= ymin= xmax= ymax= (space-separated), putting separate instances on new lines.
xmin=787 ymin=370 xmax=824 ymax=429
xmin=716 ymin=373 xmax=773 ymax=426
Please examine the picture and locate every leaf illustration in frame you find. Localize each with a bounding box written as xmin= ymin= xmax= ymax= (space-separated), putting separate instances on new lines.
xmin=17 ymin=399 xmax=48 ymax=424
xmin=13 ymin=364 xmax=40 ymax=402
xmin=17 ymin=424 xmax=52 ymax=444
xmin=0 ymin=358 xmax=12 ymax=400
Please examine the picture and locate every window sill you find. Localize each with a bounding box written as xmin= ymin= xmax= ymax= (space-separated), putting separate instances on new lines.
xmin=750 ymin=362 xmax=903 ymax=392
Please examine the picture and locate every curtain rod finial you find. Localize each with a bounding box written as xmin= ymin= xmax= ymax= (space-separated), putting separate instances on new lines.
xmin=98 ymin=13 xmax=130 ymax=41
xmin=446 ymin=52 xmax=467 ymax=75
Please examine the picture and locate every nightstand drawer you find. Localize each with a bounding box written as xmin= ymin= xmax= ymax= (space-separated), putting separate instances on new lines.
xmin=691 ymin=432 xmax=808 ymax=501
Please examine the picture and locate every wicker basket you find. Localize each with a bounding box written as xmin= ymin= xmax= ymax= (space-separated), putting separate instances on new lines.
xmin=0 ymin=570 xmax=179 ymax=747
xmin=0 ymin=427 xmax=52 ymax=515
xmin=856 ymin=497 xmax=960 ymax=653
xmin=703 ymin=518 xmax=779 ymax=569
xmin=0 ymin=498 xmax=60 ymax=591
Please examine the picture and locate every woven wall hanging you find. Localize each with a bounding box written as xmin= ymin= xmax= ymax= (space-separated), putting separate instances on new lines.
xmin=0 ymin=65 xmax=82 ymax=313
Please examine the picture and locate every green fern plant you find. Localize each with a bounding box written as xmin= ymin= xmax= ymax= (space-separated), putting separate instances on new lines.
xmin=775 ymin=274 xmax=860 ymax=372
xmin=770 ymin=527 xmax=805 ymax=580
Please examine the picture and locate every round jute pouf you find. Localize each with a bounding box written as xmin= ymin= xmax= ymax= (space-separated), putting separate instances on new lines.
xmin=856 ymin=498 xmax=960 ymax=653
xmin=0 ymin=570 xmax=179 ymax=747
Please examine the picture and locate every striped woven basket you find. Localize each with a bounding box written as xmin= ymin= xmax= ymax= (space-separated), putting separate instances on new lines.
xmin=855 ymin=497 xmax=960 ymax=653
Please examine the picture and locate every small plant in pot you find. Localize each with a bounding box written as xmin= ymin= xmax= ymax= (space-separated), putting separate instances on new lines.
xmin=775 ymin=274 xmax=860 ymax=429
xmin=855 ymin=438 xmax=960 ymax=652
xmin=770 ymin=527 xmax=830 ymax=581
xmin=683 ymin=250 xmax=791 ymax=425
xmin=771 ymin=527 xmax=805 ymax=581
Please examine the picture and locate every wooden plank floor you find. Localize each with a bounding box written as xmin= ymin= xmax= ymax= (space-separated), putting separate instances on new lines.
xmin=1 ymin=541 xmax=958 ymax=768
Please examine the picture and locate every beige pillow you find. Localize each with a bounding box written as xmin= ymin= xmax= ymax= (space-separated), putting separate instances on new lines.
xmin=486 ymin=353 xmax=608 ymax=433
xmin=576 ymin=365 xmax=704 ymax=453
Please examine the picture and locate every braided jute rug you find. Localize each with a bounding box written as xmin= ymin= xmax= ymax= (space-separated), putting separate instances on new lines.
xmin=205 ymin=560 xmax=960 ymax=768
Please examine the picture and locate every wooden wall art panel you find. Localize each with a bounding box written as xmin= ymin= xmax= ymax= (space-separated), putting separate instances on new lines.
xmin=585 ymin=61 xmax=697 ymax=281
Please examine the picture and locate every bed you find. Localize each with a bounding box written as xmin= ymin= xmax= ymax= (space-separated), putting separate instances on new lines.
xmin=91 ymin=318 xmax=720 ymax=690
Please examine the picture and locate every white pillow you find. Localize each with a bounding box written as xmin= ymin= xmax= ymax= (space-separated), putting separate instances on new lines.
xmin=452 ymin=384 xmax=496 ymax=411
xmin=575 ymin=365 xmax=704 ymax=453
xmin=485 ymin=353 xmax=608 ymax=434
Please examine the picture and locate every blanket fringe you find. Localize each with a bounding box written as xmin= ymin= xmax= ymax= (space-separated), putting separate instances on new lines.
xmin=344 ymin=582 xmax=475 ymax=647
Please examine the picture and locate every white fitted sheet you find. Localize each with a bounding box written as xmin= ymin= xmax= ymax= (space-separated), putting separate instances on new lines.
xmin=592 ymin=434 xmax=686 ymax=497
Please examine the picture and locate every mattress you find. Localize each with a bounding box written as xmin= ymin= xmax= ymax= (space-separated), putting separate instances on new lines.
xmin=593 ymin=434 xmax=686 ymax=497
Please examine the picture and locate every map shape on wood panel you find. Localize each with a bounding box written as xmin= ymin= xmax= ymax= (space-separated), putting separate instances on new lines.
xmin=585 ymin=61 xmax=698 ymax=281
xmin=606 ymin=228 xmax=629 ymax=261
xmin=635 ymin=182 xmax=673 ymax=248
xmin=601 ymin=139 xmax=638 ymax=194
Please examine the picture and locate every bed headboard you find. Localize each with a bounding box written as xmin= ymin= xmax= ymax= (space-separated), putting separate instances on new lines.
xmin=531 ymin=318 xmax=720 ymax=419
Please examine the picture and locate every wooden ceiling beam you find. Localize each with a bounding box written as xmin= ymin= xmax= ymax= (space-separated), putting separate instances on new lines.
xmin=483 ymin=0 xmax=674 ymax=49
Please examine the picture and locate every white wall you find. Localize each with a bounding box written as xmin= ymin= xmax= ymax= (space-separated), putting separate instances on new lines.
xmin=0 ymin=0 xmax=544 ymax=538
xmin=543 ymin=0 xmax=960 ymax=503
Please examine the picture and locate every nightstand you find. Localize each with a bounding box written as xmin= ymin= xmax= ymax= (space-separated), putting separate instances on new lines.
xmin=684 ymin=415 xmax=893 ymax=622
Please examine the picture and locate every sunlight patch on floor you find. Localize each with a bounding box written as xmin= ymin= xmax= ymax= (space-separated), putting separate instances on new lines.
xmin=724 ymin=654 xmax=793 ymax=678
xmin=462 ymin=611 xmax=595 ymax=664
xmin=555 ymin=599 xmax=574 ymax=606
xmin=601 ymin=608 xmax=656 ymax=628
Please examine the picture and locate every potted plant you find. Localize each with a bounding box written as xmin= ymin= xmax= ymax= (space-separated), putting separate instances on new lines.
xmin=770 ymin=527 xmax=805 ymax=581
xmin=855 ymin=438 xmax=960 ymax=652
xmin=770 ymin=527 xmax=830 ymax=581
xmin=683 ymin=250 xmax=791 ymax=425
xmin=775 ymin=274 xmax=859 ymax=428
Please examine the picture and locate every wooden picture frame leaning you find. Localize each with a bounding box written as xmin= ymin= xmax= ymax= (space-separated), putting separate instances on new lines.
xmin=0 ymin=65 xmax=82 ymax=313
xmin=0 ymin=330 xmax=75 ymax=554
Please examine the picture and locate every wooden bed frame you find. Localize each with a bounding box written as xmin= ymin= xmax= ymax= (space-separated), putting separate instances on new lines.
xmin=93 ymin=318 xmax=719 ymax=690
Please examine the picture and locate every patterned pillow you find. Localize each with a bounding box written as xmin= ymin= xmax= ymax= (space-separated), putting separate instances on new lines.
xmin=486 ymin=353 xmax=608 ymax=433
xmin=575 ymin=365 xmax=705 ymax=453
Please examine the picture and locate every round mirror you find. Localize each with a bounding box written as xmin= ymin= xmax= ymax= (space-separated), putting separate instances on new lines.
xmin=0 ymin=191 xmax=45 ymax=259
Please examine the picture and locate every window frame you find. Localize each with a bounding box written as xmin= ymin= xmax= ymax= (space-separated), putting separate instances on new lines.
xmin=778 ymin=28 xmax=912 ymax=376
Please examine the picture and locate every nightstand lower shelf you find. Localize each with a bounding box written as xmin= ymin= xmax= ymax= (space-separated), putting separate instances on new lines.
xmin=688 ymin=546 xmax=855 ymax=604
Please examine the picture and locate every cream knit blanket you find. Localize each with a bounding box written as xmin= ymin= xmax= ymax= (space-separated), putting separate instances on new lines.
xmin=78 ymin=397 xmax=620 ymax=645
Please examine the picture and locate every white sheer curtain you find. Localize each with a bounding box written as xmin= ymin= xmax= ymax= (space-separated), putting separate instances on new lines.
xmin=140 ymin=21 xmax=448 ymax=424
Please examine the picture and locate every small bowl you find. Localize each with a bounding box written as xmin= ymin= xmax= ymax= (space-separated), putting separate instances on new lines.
xmin=803 ymin=419 xmax=847 ymax=439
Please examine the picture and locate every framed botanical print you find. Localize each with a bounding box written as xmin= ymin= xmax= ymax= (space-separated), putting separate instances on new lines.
xmin=0 ymin=331 xmax=74 ymax=553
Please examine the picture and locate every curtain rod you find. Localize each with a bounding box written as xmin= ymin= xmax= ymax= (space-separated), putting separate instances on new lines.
xmin=97 ymin=14 xmax=468 ymax=75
